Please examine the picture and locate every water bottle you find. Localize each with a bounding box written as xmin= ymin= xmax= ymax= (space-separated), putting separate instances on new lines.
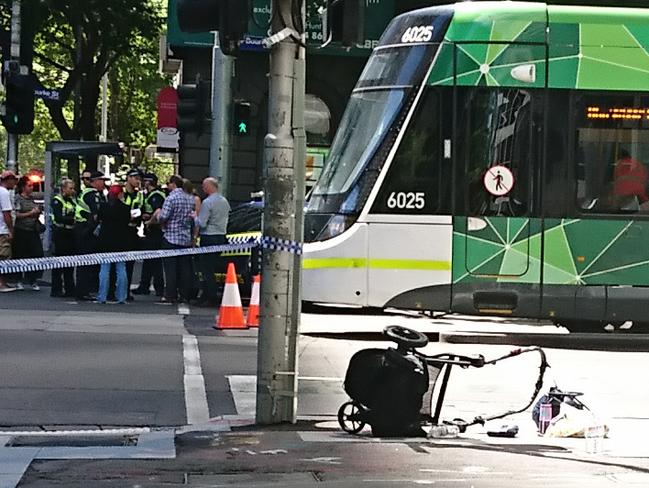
xmin=585 ymin=424 xmax=605 ymax=454
xmin=539 ymin=403 xmax=553 ymax=435
xmin=428 ymin=424 xmax=461 ymax=439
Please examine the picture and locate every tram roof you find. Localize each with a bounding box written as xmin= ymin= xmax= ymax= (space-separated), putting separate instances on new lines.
xmin=405 ymin=2 xmax=649 ymax=90
xmin=419 ymin=2 xmax=649 ymax=45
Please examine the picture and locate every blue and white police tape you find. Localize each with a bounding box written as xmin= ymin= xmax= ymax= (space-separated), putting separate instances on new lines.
xmin=0 ymin=236 xmax=303 ymax=275
xmin=260 ymin=236 xmax=303 ymax=255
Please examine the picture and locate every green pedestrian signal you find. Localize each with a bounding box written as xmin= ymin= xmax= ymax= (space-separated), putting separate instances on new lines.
xmin=234 ymin=101 xmax=251 ymax=137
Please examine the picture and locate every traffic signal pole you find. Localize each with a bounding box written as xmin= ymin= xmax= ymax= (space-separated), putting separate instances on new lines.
xmin=209 ymin=33 xmax=234 ymax=196
xmin=256 ymin=0 xmax=306 ymax=424
xmin=5 ymin=0 xmax=21 ymax=172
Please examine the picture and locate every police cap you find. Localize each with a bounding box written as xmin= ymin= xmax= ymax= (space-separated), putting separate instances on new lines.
xmin=89 ymin=171 xmax=109 ymax=181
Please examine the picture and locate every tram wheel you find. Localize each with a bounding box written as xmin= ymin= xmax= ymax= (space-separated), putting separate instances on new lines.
xmin=338 ymin=401 xmax=366 ymax=434
xmin=384 ymin=325 xmax=429 ymax=349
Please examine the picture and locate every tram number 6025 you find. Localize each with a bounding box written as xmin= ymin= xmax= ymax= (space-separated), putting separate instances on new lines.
xmin=386 ymin=192 xmax=425 ymax=210
xmin=401 ymin=26 xmax=434 ymax=43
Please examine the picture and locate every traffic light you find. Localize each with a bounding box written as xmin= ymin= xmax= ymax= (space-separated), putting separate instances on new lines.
xmin=177 ymin=0 xmax=252 ymax=54
xmin=324 ymin=0 xmax=365 ymax=47
xmin=2 ymin=70 xmax=35 ymax=135
xmin=1 ymin=4 xmax=36 ymax=135
xmin=176 ymin=76 xmax=211 ymax=133
xmin=233 ymin=101 xmax=251 ymax=137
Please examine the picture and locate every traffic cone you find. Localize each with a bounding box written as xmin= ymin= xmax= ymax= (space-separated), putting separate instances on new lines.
xmin=215 ymin=263 xmax=247 ymax=330
xmin=246 ymin=275 xmax=261 ymax=328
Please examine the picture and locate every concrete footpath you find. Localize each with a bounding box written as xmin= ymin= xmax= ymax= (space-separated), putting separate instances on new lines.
xmin=4 ymin=417 xmax=649 ymax=487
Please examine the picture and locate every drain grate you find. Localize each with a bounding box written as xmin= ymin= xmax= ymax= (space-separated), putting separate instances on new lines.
xmin=9 ymin=435 xmax=138 ymax=448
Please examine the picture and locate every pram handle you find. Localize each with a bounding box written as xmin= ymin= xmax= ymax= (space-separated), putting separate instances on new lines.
xmin=418 ymin=352 xmax=486 ymax=368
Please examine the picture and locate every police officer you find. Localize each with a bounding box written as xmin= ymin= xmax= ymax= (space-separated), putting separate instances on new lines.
xmin=50 ymin=178 xmax=77 ymax=298
xmin=123 ymin=168 xmax=144 ymax=299
xmin=74 ymin=171 xmax=108 ymax=301
xmin=134 ymin=173 xmax=165 ymax=296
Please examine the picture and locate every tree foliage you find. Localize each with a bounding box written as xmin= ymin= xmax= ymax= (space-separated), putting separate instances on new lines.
xmin=29 ymin=0 xmax=164 ymax=142
xmin=1 ymin=0 xmax=167 ymax=170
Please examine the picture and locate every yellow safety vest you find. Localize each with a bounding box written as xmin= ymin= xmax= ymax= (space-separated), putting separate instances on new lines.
xmin=51 ymin=195 xmax=76 ymax=229
xmin=143 ymin=189 xmax=165 ymax=214
xmin=74 ymin=188 xmax=100 ymax=223
xmin=124 ymin=189 xmax=144 ymax=210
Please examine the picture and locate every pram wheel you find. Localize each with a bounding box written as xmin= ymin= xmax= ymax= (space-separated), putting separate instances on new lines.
xmin=384 ymin=326 xmax=429 ymax=349
xmin=338 ymin=401 xmax=366 ymax=434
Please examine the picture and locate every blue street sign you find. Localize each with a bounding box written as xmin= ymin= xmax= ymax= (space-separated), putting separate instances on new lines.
xmin=34 ymin=88 xmax=61 ymax=102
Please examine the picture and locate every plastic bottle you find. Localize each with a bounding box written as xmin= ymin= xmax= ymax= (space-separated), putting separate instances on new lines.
xmin=539 ymin=403 xmax=553 ymax=435
xmin=585 ymin=424 xmax=605 ymax=454
xmin=428 ymin=424 xmax=461 ymax=439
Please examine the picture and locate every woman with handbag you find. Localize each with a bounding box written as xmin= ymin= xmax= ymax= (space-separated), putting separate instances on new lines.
xmin=12 ymin=176 xmax=44 ymax=291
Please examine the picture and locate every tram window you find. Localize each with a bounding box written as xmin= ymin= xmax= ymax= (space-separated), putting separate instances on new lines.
xmin=372 ymin=87 xmax=444 ymax=214
xmin=460 ymin=88 xmax=533 ymax=217
xmin=575 ymin=94 xmax=649 ymax=214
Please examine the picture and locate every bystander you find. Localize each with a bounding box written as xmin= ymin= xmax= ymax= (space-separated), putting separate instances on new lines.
xmin=12 ymin=176 xmax=44 ymax=290
xmin=196 ymin=177 xmax=230 ymax=306
xmin=157 ymin=175 xmax=195 ymax=304
xmin=0 ymin=170 xmax=17 ymax=292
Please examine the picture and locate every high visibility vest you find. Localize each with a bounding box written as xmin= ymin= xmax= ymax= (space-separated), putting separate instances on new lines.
xmin=74 ymin=188 xmax=100 ymax=223
xmin=124 ymin=189 xmax=144 ymax=228
xmin=124 ymin=189 xmax=144 ymax=210
xmin=143 ymin=189 xmax=165 ymax=214
xmin=51 ymin=195 xmax=76 ymax=229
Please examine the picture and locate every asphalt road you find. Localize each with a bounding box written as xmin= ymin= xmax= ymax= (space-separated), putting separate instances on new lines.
xmin=4 ymin=286 xmax=649 ymax=487
xmin=2 ymin=285 xmax=649 ymax=434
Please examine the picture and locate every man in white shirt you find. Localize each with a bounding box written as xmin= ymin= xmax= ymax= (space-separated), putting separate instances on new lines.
xmin=0 ymin=170 xmax=18 ymax=292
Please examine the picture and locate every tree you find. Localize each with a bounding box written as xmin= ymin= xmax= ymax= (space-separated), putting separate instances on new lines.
xmin=29 ymin=0 xmax=164 ymax=144
xmin=108 ymin=33 xmax=171 ymax=149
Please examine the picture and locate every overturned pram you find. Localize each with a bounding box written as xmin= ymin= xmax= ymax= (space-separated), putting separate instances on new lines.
xmin=338 ymin=326 xmax=549 ymax=437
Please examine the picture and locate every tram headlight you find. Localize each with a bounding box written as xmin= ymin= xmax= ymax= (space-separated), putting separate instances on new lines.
xmin=317 ymin=214 xmax=357 ymax=241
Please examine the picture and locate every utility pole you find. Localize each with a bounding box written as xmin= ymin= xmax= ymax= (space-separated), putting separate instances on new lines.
xmin=99 ymin=72 xmax=109 ymax=174
xmin=256 ymin=0 xmax=306 ymax=424
xmin=209 ymin=32 xmax=234 ymax=197
xmin=5 ymin=0 xmax=21 ymax=172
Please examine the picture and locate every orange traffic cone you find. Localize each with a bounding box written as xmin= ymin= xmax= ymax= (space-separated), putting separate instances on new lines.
xmin=246 ymin=275 xmax=261 ymax=328
xmin=215 ymin=263 xmax=247 ymax=330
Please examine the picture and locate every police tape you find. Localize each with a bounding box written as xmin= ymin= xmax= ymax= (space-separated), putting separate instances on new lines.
xmin=261 ymin=236 xmax=303 ymax=255
xmin=0 ymin=236 xmax=303 ymax=275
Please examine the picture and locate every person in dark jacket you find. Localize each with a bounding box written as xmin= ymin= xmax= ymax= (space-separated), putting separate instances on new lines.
xmin=96 ymin=184 xmax=131 ymax=304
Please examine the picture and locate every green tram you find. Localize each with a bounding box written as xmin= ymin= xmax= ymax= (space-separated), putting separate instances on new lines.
xmin=301 ymin=2 xmax=649 ymax=332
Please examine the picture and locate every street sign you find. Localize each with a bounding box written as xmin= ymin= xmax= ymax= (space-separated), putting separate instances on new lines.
xmin=34 ymin=88 xmax=60 ymax=102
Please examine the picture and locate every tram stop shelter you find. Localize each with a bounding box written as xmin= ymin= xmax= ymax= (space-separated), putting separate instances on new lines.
xmin=43 ymin=141 xmax=123 ymax=251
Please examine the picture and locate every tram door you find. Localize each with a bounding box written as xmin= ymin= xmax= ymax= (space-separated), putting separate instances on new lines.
xmin=452 ymin=43 xmax=545 ymax=313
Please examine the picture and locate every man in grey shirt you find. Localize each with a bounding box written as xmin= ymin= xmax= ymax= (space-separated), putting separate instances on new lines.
xmin=197 ymin=177 xmax=230 ymax=305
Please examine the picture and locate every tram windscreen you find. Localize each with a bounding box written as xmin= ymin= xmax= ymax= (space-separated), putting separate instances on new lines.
xmin=312 ymin=89 xmax=405 ymax=196
xmin=313 ymin=45 xmax=436 ymax=199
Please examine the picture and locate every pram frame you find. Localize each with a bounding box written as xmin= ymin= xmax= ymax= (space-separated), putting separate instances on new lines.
xmin=338 ymin=326 xmax=549 ymax=435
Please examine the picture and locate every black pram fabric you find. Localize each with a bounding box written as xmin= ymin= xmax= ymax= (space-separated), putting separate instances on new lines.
xmin=344 ymin=348 xmax=429 ymax=436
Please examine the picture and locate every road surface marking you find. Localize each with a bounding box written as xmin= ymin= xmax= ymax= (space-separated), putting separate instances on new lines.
xmin=178 ymin=303 xmax=190 ymax=315
xmin=183 ymin=335 xmax=210 ymax=424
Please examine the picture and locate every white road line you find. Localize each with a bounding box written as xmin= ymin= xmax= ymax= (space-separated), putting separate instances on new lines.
xmin=178 ymin=303 xmax=191 ymax=316
xmin=183 ymin=335 xmax=210 ymax=424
